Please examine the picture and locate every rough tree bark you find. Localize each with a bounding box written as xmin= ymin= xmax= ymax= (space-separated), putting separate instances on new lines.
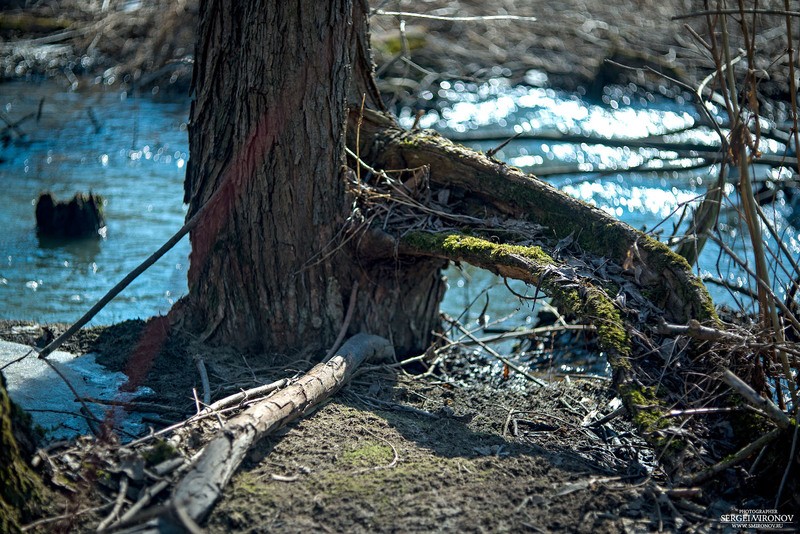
xmin=0 ymin=373 xmax=42 ymax=534
xmin=181 ymin=0 xmax=443 ymax=355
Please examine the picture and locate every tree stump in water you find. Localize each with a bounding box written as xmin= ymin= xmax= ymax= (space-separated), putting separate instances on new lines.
xmin=35 ymin=192 xmax=105 ymax=238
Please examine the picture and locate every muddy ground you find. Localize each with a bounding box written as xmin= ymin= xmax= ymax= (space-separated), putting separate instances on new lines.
xmin=209 ymin=380 xmax=655 ymax=534
xmin=2 ymin=319 xmax=734 ymax=532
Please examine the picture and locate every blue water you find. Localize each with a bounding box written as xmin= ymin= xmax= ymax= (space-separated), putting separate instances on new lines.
xmin=1 ymin=79 xmax=798 ymax=347
xmin=0 ymin=82 xmax=190 ymax=324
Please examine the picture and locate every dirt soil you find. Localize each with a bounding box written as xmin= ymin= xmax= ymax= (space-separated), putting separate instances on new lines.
xmin=208 ymin=379 xmax=662 ymax=534
xmin=1 ymin=319 xmax=702 ymax=532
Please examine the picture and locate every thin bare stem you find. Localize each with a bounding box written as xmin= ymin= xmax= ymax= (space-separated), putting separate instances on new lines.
xmin=372 ymin=10 xmax=537 ymax=23
xmin=674 ymin=8 xmax=800 ymax=20
xmin=37 ymin=182 xmax=226 ymax=360
xmin=323 ymin=281 xmax=360 ymax=363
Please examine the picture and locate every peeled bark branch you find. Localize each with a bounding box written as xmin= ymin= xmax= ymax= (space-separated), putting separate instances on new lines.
xmin=128 ymin=334 xmax=393 ymax=532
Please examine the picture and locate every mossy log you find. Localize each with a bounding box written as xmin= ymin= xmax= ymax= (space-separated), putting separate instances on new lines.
xmin=346 ymin=110 xmax=787 ymax=481
xmin=0 ymin=373 xmax=43 ymax=534
xmin=395 ymin=232 xmax=631 ymax=372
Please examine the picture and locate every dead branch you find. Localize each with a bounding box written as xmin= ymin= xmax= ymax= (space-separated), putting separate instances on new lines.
xmin=679 ymin=428 xmax=782 ymax=486
xmin=720 ymin=370 xmax=791 ymax=429
xmin=126 ymin=334 xmax=393 ymax=531
xmin=656 ymin=320 xmax=748 ymax=343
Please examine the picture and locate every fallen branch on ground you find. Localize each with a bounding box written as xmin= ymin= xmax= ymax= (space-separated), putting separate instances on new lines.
xmin=116 ymin=333 xmax=393 ymax=532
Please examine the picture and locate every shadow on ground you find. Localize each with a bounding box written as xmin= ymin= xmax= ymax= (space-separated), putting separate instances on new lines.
xmin=209 ymin=371 xmax=661 ymax=533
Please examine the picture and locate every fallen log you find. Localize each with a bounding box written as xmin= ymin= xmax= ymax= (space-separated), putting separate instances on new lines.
xmin=345 ymin=109 xmax=799 ymax=490
xmin=116 ymin=333 xmax=393 ymax=532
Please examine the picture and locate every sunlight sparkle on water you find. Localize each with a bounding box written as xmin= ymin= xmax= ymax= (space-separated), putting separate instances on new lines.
xmin=562 ymin=181 xmax=696 ymax=220
xmin=405 ymin=84 xmax=696 ymax=140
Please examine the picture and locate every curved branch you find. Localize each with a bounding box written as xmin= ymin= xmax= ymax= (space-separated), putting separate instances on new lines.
xmin=397 ymin=232 xmax=631 ymax=369
xmin=352 ymin=109 xmax=717 ymax=326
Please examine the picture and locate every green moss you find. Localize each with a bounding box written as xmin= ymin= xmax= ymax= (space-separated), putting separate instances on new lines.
xmin=381 ymin=35 xmax=427 ymax=55
xmin=231 ymin=454 xmax=485 ymax=518
xmin=539 ymin=283 xmax=631 ymax=361
xmin=452 ymin=234 xmax=628 ymax=357
xmin=442 ymin=234 xmax=556 ymax=265
xmin=397 ymin=130 xmax=449 ymax=149
xmin=95 ymin=469 xmax=112 ymax=483
xmin=340 ymin=442 xmax=394 ymax=468
xmin=624 ymin=385 xmax=667 ymax=430
xmin=8 ymin=401 xmax=44 ymax=444
xmin=404 ymin=232 xmax=555 ymax=266
xmin=726 ymin=393 xmax=773 ymax=442
xmin=142 ymin=439 xmax=178 ymax=466
xmin=638 ymin=238 xmax=718 ymax=323
xmin=619 ymin=384 xmax=679 ymax=456
xmin=404 ymin=232 xmax=631 ymax=360
xmin=319 ymin=464 xmax=426 ymax=503
xmin=584 ymin=288 xmax=630 ymax=360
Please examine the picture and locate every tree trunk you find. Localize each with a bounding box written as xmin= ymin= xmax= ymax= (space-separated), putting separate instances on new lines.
xmin=0 ymin=373 xmax=42 ymax=534
xmin=182 ymin=0 xmax=443 ymax=355
xmin=175 ymin=0 xmax=776 ymax=489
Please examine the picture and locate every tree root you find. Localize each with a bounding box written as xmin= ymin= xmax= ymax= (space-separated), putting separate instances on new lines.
xmin=352 ymin=108 xmax=717 ymax=326
xmin=396 ymin=231 xmax=631 ymax=372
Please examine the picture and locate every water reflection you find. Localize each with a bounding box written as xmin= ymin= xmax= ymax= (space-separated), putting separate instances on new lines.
xmin=402 ymin=80 xmax=800 ymax=317
xmin=36 ymin=234 xmax=102 ymax=262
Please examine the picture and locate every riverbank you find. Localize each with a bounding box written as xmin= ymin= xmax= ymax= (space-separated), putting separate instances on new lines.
xmin=2 ymin=2 xmax=796 ymax=531
xmin=1 ymin=317 xmax=779 ymax=532
xmin=2 ymin=1 xmax=794 ymax=103
xmin=0 ymin=319 xmax=685 ymax=532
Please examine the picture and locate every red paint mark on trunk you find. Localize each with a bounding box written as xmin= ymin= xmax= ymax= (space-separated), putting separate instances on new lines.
xmin=120 ymin=315 xmax=170 ymax=393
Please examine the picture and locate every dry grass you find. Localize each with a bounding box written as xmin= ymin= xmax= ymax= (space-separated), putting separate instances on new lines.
xmin=370 ymin=0 xmax=795 ymax=101
xmin=2 ymin=0 xmax=795 ymax=101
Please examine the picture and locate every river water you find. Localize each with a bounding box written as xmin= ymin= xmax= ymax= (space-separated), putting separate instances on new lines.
xmin=1 ymin=82 xmax=189 ymax=324
xmin=1 ymin=79 xmax=798 ymax=360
